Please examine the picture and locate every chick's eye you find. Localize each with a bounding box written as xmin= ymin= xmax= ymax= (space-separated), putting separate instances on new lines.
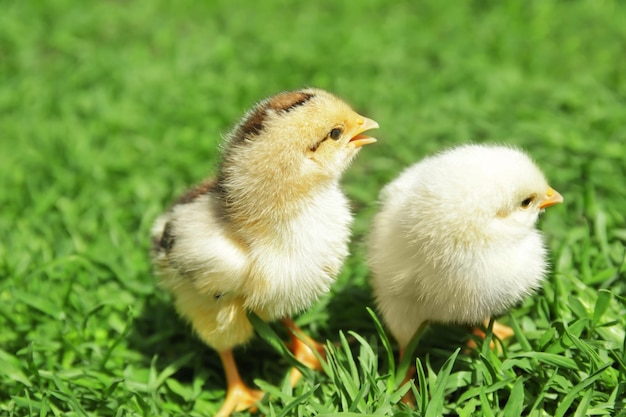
xmin=520 ymin=196 xmax=534 ymax=209
xmin=329 ymin=127 xmax=343 ymax=140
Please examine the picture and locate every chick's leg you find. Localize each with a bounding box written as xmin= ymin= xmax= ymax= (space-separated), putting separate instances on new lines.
xmin=282 ymin=318 xmax=326 ymax=386
xmin=398 ymin=347 xmax=417 ymax=405
xmin=215 ymin=350 xmax=264 ymax=417
xmin=395 ymin=321 xmax=431 ymax=406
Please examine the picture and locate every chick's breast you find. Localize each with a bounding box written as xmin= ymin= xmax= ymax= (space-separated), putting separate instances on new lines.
xmin=244 ymin=185 xmax=352 ymax=320
xmin=153 ymin=184 xmax=352 ymax=350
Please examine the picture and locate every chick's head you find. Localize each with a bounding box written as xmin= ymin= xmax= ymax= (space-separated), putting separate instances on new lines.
xmin=465 ymin=145 xmax=562 ymax=243
xmin=221 ymin=88 xmax=378 ymax=189
xmin=406 ymin=144 xmax=563 ymax=247
xmin=295 ymin=89 xmax=378 ymax=176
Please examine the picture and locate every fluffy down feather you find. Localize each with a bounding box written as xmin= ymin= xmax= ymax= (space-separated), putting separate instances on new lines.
xmin=150 ymin=88 xmax=378 ymax=416
xmin=368 ymin=144 xmax=562 ymax=348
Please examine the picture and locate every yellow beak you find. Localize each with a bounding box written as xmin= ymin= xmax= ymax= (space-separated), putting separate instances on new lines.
xmin=539 ymin=186 xmax=563 ymax=209
xmin=349 ymin=116 xmax=379 ymax=148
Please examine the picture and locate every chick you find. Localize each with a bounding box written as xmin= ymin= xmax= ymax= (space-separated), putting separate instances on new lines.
xmin=368 ymin=144 xmax=563 ymax=354
xmin=151 ymin=88 xmax=378 ymax=417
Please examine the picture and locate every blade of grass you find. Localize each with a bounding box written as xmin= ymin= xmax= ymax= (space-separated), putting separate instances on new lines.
xmin=366 ymin=307 xmax=396 ymax=391
xmin=502 ymin=377 xmax=525 ymax=417
xmin=508 ymin=313 xmax=532 ymax=352
xmin=593 ymin=290 xmax=612 ymax=326
xmin=415 ymin=357 xmax=428 ymax=413
xmin=395 ymin=322 xmax=429 ymax=387
xmin=511 ymin=352 xmax=579 ymax=370
xmin=0 ymin=349 xmax=32 ymax=388
xmin=278 ymin=386 xmax=317 ymax=417
xmin=554 ymin=362 xmax=612 ymax=417
xmin=478 ymin=387 xmax=496 ymax=417
xmin=248 ymin=312 xmax=314 ymax=380
xmin=573 ymin=387 xmax=593 ymax=417
xmin=11 ymin=288 xmax=64 ymax=320
xmin=424 ymin=348 xmax=460 ymax=417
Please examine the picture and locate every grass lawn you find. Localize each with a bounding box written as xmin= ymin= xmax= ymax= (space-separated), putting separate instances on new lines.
xmin=1 ymin=0 xmax=626 ymax=415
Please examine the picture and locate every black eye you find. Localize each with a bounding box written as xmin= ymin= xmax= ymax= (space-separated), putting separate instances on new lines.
xmin=520 ymin=196 xmax=534 ymax=209
xmin=329 ymin=127 xmax=343 ymax=140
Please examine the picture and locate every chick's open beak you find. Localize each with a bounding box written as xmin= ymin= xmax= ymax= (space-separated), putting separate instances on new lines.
xmin=349 ymin=116 xmax=379 ymax=148
xmin=539 ymin=186 xmax=563 ymax=209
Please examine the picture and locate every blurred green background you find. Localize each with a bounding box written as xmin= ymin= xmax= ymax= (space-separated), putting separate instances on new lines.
xmin=1 ymin=0 xmax=625 ymax=416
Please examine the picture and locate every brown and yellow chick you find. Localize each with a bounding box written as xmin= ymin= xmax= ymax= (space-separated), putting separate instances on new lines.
xmin=150 ymin=88 xmax=378 ymax=416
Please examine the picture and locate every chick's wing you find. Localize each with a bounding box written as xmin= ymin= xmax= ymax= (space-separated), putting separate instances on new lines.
xmin=152 ymin=194 xmax=250 ymax=297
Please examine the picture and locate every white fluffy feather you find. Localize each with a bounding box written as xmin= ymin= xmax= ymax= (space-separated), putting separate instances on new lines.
xmin=368 ymin=144 xmax=562 ymax=348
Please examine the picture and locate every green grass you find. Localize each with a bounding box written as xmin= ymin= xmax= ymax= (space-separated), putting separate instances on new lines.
xmin=1 ymin=0 xmax=625 ymax=415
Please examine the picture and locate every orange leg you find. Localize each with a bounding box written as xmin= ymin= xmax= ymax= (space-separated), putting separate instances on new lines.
xmin=467 ymin=319 xmax=514 ymax=350
xmin=215 ymin=350 xmax=264 ymax=417
xmin=282 ymin=318 xmax=326 ymax=386
xmin=398 ymin=347 xmax=417 ymax=405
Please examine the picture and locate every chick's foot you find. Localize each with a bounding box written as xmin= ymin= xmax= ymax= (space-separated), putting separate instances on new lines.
xmin=216 ymin=383 xmax=264 ymax=417
xmin=467 ymin=319 xmax=515 ymax=351
xmin=215 ymin=350 xmax=264 ymax=417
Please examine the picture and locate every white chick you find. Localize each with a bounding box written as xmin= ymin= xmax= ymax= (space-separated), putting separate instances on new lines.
xmin=368 ymin=144 xmax=563 ymax=352
xmin=151 ymin=88 xmax=378 ymax=417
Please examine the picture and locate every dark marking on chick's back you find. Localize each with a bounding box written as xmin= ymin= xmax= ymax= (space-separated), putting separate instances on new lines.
xmin=237 ymin=106 xmax=267 ymax=138
xmin=160 ymin=221 xmax=175 ymax=252
xmin=151 ymin=234 xmax=162 ymax=254
xmin=233 ymin=91 xmax=315 ymax=141
xmin=175 ymin=178 xmax=217 ymax=205
xmin=269 ymin=91 xmax=314 ymax=113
